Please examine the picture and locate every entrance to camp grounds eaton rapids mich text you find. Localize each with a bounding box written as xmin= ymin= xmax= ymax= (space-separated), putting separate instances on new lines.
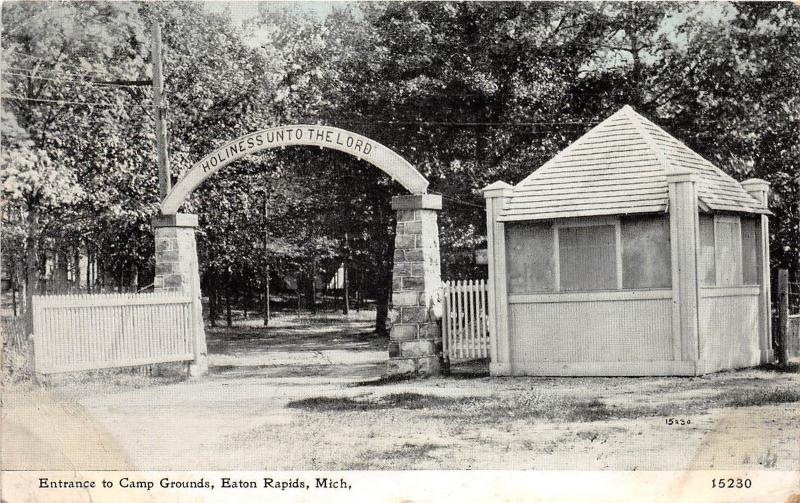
xmin=153 ymin=125 xmax=444 ymax=377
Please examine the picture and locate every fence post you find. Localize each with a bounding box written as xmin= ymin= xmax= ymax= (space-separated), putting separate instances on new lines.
xmin=778 ymin=269 xmax=789 ymax=367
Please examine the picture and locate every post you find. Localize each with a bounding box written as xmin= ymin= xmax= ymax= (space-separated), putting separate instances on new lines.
xmin=742 ymin=178 xmax=773 ymax=363
xmin=667 ymin=169 xmax=701 ymax=371
xmin=387 ymin=194 xmax=443 ymax=377
xmin=152 ymin=21 xmax=171 ymax=201
xmin=778 ymin=269 xmax=789 ymax=367
xmin=481 ymin=181 xmax=513 ymax=376
xmin=153 ymin=213 xmax=207 ymax=376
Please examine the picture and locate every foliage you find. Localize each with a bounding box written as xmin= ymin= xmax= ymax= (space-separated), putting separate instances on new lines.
xmin=1 ymin=1 xmax=797 ymax=322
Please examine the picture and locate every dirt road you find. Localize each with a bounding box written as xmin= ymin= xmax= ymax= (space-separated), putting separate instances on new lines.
xmin=3 ymin=316 xmax=798 ymax=471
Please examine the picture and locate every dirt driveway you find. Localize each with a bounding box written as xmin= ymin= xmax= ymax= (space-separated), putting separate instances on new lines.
xmin=3 ymin=315 xmax=799 ymax=471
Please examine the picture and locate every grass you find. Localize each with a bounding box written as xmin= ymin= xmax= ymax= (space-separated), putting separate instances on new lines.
xmin=289 ymin=385 xmax=800 ymax=425
xmin=287 ymin=392 xmax=472 ymax=412
xmin=716 ymin=387 xmax=800 ymax=407
xmin=1 ymin=340 xmax=32 ymax=387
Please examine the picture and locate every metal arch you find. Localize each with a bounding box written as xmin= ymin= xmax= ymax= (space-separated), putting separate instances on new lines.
xmin=160 ymin=125 xmax=428 ymax=215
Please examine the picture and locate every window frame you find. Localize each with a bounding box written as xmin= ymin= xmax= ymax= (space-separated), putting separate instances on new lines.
xmin=552 ymin=217 xmax=623 ymax=292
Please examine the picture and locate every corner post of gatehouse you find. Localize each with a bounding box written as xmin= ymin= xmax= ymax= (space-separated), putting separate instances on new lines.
xmin=388 ymin=194 xmax=443 ymax=377
xmin=666 ymin=169 xmax=701 ymax=372
xmin=482 ymin=181 xmax=514 ymax=376
xmin=153 ymin=213 xmax=208 ymax=376
xmin=741 ymin=178 xmax=773 ymax=363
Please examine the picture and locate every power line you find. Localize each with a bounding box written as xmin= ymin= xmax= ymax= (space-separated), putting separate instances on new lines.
xmin=2 ymin=48 xmax=116 ymax=75
xmin=3 ymin=3 xmax=67 ymax=36
xmin=2 ymin=64 xmax=117 ymax=81
xmin=2 ymin=71 xmax=150 ymax=89
xmin=1 ymin=94 xmax=152 ymax=108
xmin=436 ymin=193 xmax=486 ymax=210
xmin=337 ymin=120 xmax=600 ymax=127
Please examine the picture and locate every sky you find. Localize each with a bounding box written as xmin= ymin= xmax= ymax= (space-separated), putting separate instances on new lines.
xmin=203 ymin=1 xmax=341 ymax=45
xmin=201 ymin=1 xmax=735 ymax=50
xmin=205 ymin=0 xmax=338 ymax=18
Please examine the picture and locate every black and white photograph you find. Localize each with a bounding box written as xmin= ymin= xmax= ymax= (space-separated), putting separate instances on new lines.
xmin=1 ymin=1 xmax=799 ymax=501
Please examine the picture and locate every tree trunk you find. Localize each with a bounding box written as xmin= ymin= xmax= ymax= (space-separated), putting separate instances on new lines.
xmin=54 ymin=247 xmax=69 ymax=294
xmin=225 ymin=280 xmax=233 ymax=328
xmin=86 ymin=251 xmax=92 ymax=293
xmin=12 ymin=279 xmax=18 ymax=317
xmin=130 ymin=262 xmax=139 ymax=291
xmin=208 ymin=271 xmax=217 ymax=327
xmin=343 ymin=258 xmax=350 ymax=315
xmin=296 ymin=271 xmax=302 ymax=319
xmin=263 ymin=264 xmax=270 ymax=327
xmin=375 ymin=285 xmax=390 ymax=336
xmin=24 ymin=205 xmax=39 ymax=335
xmin=99 ymin=256 xmax=107 ymax=291
xmin=73 ymin=246 xmax=81 ymax=293
xmin=310 ymin=259 xmax=317 ymax=314
xmin=375 ymin=231 xmax=394 ymax=337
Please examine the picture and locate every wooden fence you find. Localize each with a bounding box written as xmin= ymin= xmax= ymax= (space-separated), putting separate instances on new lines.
xmin=32 ymin=293 xmax=197 ymax=374
xmin=778 ymin=269 xmax=800 ymax=361
xmin=442 ymin=279 xmax=490 ymax=361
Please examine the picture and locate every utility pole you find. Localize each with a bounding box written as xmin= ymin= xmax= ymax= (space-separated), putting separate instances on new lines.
xmin=152 ymin=21 xmax=171 ymax=200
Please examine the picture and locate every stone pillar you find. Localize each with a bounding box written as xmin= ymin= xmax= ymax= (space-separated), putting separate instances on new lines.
xmin=482 ymin=181 xmax=514 ymax=376
xmin=666 ymin=169 xmax=701 ymax=369
xmin=387 ymin=194 xmax=443 ymax=377
xmin=741 ymin=178 xmax=773 ymax=363
xmin=153 ymin=213 xmax=208 ymax=376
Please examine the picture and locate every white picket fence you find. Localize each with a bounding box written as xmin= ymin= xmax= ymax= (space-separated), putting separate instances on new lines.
xmin=442 ymin=279 xmax=490 ymax=361
xmin=32 ymin=293 xmax=197 ymax=374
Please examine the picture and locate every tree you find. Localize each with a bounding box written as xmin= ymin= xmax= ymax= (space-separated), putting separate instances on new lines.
xmin=1 ymin=146 xmax=82 ymax=329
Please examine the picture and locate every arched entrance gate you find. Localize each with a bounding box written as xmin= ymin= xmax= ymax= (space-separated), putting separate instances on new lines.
xmin=153 ymin=126 xmax=443 ymax=377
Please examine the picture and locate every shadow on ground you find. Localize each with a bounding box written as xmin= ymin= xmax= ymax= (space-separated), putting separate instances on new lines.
xmin=205 ymin=316 xmax=388 ymax=380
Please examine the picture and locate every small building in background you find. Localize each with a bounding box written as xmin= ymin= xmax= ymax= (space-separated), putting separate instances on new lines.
xmin=482 ymin=105 xmax=772 ymax=376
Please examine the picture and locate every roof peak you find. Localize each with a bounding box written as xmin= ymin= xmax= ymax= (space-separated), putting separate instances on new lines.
xmin=498 ymin=105 xmax=768 ymax=221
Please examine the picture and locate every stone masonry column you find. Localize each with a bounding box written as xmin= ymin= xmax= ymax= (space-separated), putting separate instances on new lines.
xmin=387 ymin=194 xmax=443 ymax=377
xmin=153 ymin=213 xmax=208 ymax=376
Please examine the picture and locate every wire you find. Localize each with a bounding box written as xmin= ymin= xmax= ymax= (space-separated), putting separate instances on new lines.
xmin=336 ymin=120 xmax=600 ymax=127
xmin=1 ymin=71 xmax=150 ymax=89
xmin=2 ymin=49 xmax=116 ymax=75
xmin=1 ymin=94 xmax=152 ymax=108
xmin=3 ymin=3 xmax=66 ymax=36
xmin=435 ymin=193 xmax=486 ymax=210
xmin=2 ymin=64 xmax=116 ymax=81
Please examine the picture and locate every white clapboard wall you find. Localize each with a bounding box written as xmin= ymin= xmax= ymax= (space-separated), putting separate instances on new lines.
xmin=442 ymin=280 xmax=490 ymax=361
xmin=32 ymin=293 xmax=195 ymax=374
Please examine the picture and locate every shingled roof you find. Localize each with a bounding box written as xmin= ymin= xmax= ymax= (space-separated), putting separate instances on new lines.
xmin=499 ymin=105 xmax=768 ymax=222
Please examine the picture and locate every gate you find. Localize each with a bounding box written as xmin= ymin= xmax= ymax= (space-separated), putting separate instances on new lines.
xmin=442 ymin=279 xmax=490 ymax=361
xmin=32 ymin=293 xmax=197 ymax=374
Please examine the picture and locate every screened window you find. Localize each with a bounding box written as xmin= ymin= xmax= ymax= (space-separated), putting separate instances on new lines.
xmin=741 ymin=217 xmax=760 ymax=285
xmin=715 ymin=217 xmax=742 ymax=286
xmin=558 ymin=224 xmax=617 ymax=291
xmin=506 ymin=223 xmax=555 ymax=294
xmin=699 ymin=215 xmax=716 ymax=286
xmin=699 ymin=214 xmax=759 ymax=287
xmin=621 ymin=215 xmax=672 ymax=289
